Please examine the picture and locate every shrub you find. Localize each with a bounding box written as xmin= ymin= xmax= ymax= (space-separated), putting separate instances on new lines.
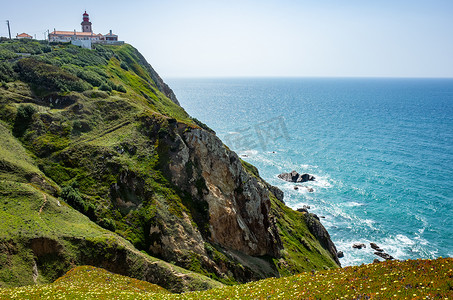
xmin=113 ymin=84 xmax=127 ymax=93
xmin=17 ymin=58 xmax=91 ymax=92
xmin=0 ymin=48 xmax=18 ymax=60
xmin=60 ymin=184 xmax=97 ymax=221
xmin=13 ymin=104 xmax=36 ymax=137
xmin=0 ymin=62 xmax=17 ymax=82
xmin=99 ymin=83 xmax=112 ymax=92
xmin=120 ymin=61 xmax=129 ymax=71
xmin=99 ymin=218 xmax=116 ymax=231
xmin=78 ymin=70 xmax=105 ymax=87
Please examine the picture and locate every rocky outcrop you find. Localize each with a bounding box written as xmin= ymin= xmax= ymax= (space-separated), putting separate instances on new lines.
xmin=352 ymin=243 xmax=366 ymax=249
xmin=374 ymin=252 xmax=394 ymax=260
xmin=266 ymin=184 xmax=284 ymax=203
xmin=166 ymin=125 xmax=282 ymax=258
xmin=278 ymin=171 xmax=315 ymax=183
xmin=304 ymin=213 xmax=341 ymax=266
xmin=370 ymin=242 xmax=384 ymax=252
xmin=134 ymin=49 xmax=180 ymax=106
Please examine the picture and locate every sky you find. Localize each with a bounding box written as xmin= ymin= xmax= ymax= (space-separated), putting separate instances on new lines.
xmin=1 ymin=0 xmax=452 ymax=78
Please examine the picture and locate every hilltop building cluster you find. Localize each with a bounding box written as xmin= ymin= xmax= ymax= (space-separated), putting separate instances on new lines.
xmin=48 ymin=11 xmax=123 ymax=48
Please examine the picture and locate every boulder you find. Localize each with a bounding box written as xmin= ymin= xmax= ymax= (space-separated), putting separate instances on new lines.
xmin=337 ymin=251 xmax=344 ymax=258
xmin=278 ymin=171 xmax=315 ymax=183
xmin=352 ymin=243 xmax=366 ymax=249
xmin=370 ymin=243 xmax=384 ymax=252
xmin=374 ymin=252 xmax=394 ymax=260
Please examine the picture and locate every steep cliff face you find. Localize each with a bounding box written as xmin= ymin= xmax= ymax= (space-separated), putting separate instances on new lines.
xmin=165 ymin=126 xmax=281 ymax=257
xmin=0 ymin=39 xmax=339 ymax=288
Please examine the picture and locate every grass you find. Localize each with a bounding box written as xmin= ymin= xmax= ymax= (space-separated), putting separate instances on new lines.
xmin=0 ymin=119 xmax=221 ymax=292
xmin=270 ymin=193 xmax=339 ymax=275
xmin=0 ymin=258 xmax=451 ymax=299
xmin=0 ymin=38 xmax=344 ymax=287
xmin=176 ymin=257 xmax=453 ymax=299
xmin=0 ymin=266 xmax=170 ymax=299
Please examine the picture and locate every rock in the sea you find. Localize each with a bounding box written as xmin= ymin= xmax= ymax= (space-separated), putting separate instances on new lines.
xmin=374 ymin=252 xmax=394 ymax=260
xmin=297 ymin=207 xmax=308 ymax=213
xmin=370 ymin=243 xmax=384 ymax=252
xmin=294 ymin=186 xmax=299 ymax=190
xmin=278 ymin=170 xmax=315 ymax=183
xmin=305 ymin=186 xmax=314 ymax=192
xmin=352 ymin=243 xmax=366 ymax=249
xmin=337 ymin=251 xmax=344 ymax=258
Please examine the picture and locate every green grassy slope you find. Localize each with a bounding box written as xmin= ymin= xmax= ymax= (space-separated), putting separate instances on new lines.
xmin=0 ymin=38 xmax=339 ymax=287
xmin=178 ymin=258 xmax=453 ymax=299
xmin=0 ymin=258 xmax=451 ymax=299
xmin=0 ymin=265 xmax=170 ymax=299
xmin=0 ymin=120 xmax=222 ymax=292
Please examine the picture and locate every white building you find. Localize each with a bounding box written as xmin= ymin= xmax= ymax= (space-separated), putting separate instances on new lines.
xmin=48 ymin=11 xmax=123 ymax=48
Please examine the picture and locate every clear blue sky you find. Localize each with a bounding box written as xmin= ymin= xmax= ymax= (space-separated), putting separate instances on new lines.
xmin=2 ymin=0 xmax=452 ymax=78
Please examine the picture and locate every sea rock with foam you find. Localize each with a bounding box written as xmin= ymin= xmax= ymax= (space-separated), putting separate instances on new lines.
xmin=278 ymin=170 xmax=315 ymax=183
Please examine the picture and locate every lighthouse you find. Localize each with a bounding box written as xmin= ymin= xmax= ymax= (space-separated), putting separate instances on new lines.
xmin=81 ymin=11 xmax=92 ymax=33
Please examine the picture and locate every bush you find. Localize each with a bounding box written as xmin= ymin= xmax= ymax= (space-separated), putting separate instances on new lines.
xmin=99 ymin=83 xmax=112 ymax=92
xmin=0 ymin=62 xmax=17 ymax=82
xmin=113 ymin=84 xmax=127 ymax=93
xmin=120 ymin=61 xmax=129 ymax=71
xmin=13 ymin=104 xmax=36 ymax=137
xmin=17 ymin=58 xmax=91 ymax=92
xmin=98 ymin=218 xmax=116 ymax=231
xmin=60 ymin=184 xmax=97 ymax=221
xmin=0 ymin=48 xmax=18 ymax=60
xmin=60 ymin=185 xmax=85 ymax=212
xmin=78 ymin=70 xmax=105 ymax=87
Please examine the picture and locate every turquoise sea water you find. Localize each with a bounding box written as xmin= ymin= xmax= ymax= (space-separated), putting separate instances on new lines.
xmin=167 ymin=78 xmax=453 ymax=266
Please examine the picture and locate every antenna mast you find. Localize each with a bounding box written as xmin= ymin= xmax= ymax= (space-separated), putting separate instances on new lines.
xmin=6 ymin=20 xmax=11 ymax=39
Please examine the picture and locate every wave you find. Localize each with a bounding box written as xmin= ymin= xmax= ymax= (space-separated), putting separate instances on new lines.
xmin=341 ymin=201 xmax=365 ymax=207
xmin=238 ymin=149 xmax=259 ymax=156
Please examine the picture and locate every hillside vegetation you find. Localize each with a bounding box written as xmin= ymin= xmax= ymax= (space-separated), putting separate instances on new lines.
xmin=0 ymin=258 xmax=451 ymax=299
xmin=0 ymin=38 xmax=339 ymax=291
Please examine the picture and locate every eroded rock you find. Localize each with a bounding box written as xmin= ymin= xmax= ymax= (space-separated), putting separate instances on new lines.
xmin=278 ymin=171 xmax=315 ymax=183
xmin=352 ymin=243 xmax=366 ymax=249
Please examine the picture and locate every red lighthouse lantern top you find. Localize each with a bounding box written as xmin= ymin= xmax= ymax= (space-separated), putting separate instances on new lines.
xmin=83 ymin=11 xmax=89 ymax=22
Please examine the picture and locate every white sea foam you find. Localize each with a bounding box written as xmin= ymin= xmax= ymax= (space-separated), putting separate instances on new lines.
xmin=238 ymin=149 xmax=258 ymax=156
xmin=342 ymin=201 xmax=365 ymax=207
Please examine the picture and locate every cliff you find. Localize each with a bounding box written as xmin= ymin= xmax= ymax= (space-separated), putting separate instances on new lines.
xmin=0 ymin=39 xmax=339 ymax=290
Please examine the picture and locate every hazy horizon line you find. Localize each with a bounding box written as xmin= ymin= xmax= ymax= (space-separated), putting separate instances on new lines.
xmin=166 ymin=75 xmax=453 ymax=80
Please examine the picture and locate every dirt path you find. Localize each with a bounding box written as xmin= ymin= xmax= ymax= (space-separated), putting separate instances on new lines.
xmin=38 ymin=193 xmax=47 ymax=214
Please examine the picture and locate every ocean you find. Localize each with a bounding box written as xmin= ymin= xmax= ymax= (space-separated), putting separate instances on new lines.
xmin=167 ymin=77 xmax=453 ymax=266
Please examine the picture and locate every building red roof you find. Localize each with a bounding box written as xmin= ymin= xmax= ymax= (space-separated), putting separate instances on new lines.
xmin=16 ymin=33 xmax=32 ymax=38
